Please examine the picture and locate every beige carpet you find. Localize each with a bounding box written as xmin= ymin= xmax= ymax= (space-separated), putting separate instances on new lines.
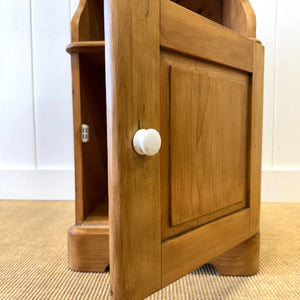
xmin=0 ymin=201 xmax=299 ymax=300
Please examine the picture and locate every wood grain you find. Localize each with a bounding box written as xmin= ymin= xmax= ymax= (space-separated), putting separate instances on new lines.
xmin=162 ymin=209 xmax=250 ymax=287
xmin=170 ymin=0 xmax=256 ymax=39
xmin=104 ymin=0 xmax=161 ymax=299
xmin=82 ymin=202 xmax=108 ymax=226
xmin=161 ymin=0 xmax=253 ymax=72
xmin=223 ymin=0 xmax=256 ymax=38
xmin=248 ymin=42 xmax=264 ymax=235
xmin=171 ymin=0 xmax=223 ymax=24
xmin=80 ymin=53 xmax=108 ymax=220
xmin=69 ymin=0 xmax=107 ymax=223
xmin=66 ymin=41 xmax=105 ymax=54
xmin=68 ymin=225 xmax=109 ymax=272
xmin=70 ymin=53 xmax=85 ymax=223
xmin=67 ymin=0 xmax=263 ymax=297
xmin=69 ymin=52 xmax=108 ymax=223
xmin=210 ymin=233 xmax=260 ymax=275
xmin=160 ymin=52 xmax=248 ymax=240
xmin=170 ymin=65 xmax=248 ymax=225
xmin=71 ymin=0 xmax=104 ymax=42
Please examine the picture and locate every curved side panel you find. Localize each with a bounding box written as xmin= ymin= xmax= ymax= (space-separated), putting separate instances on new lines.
xmin=241 ymin=0 xmax=256 ymax=38
xmin=223 ymin=0 xmax=256 ymax=38
xmin=71 ymin=0 xmax=104 ymax=42
xmin=71 ymin=0 xmax=87 ymax=42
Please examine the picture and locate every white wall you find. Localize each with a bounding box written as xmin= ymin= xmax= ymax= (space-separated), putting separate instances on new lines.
xmin=0 ymin=0 xmax=299 ymax=201
xmin=251 ymin=0 xmax=300 ymax=202
xmin=0 ymin=0 xmax=76 ymax=200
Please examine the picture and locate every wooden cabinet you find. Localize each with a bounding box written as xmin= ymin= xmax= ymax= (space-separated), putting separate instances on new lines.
xmin=67 ymin=0 xmax=264 ymax=299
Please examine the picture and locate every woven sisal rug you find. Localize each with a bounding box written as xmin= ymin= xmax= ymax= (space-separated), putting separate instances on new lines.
xmin=0 ymin=201 xmax=299 ymax=299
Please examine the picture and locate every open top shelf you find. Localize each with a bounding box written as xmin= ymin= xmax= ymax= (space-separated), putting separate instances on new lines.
xmin=170 ymin=0 xmax=256 ymax=39
xmin=66 ymin=41 xmax=105 ymax=54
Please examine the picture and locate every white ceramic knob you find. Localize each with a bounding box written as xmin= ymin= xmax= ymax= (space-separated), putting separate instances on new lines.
xmin=133 ymin=129 xmax=161 ymax=156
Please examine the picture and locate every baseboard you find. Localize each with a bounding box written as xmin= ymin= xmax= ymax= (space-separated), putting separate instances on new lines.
xmin=0 ymin=170 xmax=75 ymax=200
xmin=261 ymin=170 xmax=300 ymax=202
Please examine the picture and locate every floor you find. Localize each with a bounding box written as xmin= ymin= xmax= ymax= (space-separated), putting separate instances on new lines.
xmin=0 ymin=201 xmax=299 ymax=299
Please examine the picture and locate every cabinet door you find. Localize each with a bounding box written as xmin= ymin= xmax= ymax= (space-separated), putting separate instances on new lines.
xmin=105 ymin=0 xmax=264 ymax=299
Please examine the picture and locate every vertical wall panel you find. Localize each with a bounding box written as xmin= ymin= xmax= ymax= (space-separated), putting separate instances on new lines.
xmin=0 ymin=1 xmax=36 ymax=169
xmin=31 ymin=0 xmax=74 ymax=169
xmin=251 ymin=0 xmax=277 ymax=169
xmin=274 ymin=0 xmax=300 ymax=169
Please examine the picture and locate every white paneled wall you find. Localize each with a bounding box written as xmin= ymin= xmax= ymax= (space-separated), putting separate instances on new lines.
xmin=0 ymin=0 xmax=77 ymax=199
xmin=0 ymin=1 xmax=36 ymax=169
xmin=31 ymin=0 xmax=74 ymax=169
xmin=0 ymin=0 xmax=299 ymax=201
xmin=251 ymin=0 xmax=277 ymax=170
xmin=275 ymin=1 xmax=300 ymax=168
xmin=251 ymin=0 xmax=300 ymax=201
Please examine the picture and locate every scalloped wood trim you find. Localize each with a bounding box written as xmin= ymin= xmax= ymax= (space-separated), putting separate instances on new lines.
xmin=71 ymin=0 xmax=87 ymax=42
xmin=71 ymin=0 xmax=104 ymax=42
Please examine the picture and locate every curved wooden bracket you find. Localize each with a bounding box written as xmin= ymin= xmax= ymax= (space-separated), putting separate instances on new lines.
xmin=223 ymin=0 xmax=256 ymax=38
xmin=210 ymin=233 xmax=260 ymax=276
xmin=71 ymin=0 xmax=104 ymax=42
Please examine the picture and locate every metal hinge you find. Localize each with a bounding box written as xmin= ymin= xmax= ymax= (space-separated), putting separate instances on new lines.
xmin=81 ymin=124 xmax=89 ymax=143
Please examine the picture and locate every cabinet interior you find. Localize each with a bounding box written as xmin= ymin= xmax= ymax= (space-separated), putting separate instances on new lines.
xmin=171 ymin=0 xmax=223 ymax=24
xmin=70 ymin=0 xmax=108 ymax=224
xmin=79 ymin=52 xmax=108 ymax=223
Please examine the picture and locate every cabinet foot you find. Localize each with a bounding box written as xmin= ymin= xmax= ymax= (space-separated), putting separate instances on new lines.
xmin=68 ymin=224 xmax=109 ymax=272
xmin=210 ymin=233 xmax=260 ymax=276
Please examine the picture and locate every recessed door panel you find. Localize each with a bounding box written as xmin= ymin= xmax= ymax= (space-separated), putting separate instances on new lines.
xmin=164 ymin=54 xmax=249 ymax=227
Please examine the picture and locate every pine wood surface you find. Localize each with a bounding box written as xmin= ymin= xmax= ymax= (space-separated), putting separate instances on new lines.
xmin=248 ymin=42 xmax=265 ymax=236
xmin=222 ymin=0 xmax=256 ymax=38
xmin=210 ymin=233 xmax=260 ymax=276
xmin=161 ymin=0 xmax=254 ymax=72
xmin=171 ymin=0 xmax=256 ymax=38
xmin=162 ymin=209 xmax=250 ymax=287
xmin=67 ymin=0 xmax=263 ymax=299
xmin=68 ymin=225 xmax=109 ymax=272
xmin=169 ymin=64 xmax=248 ymax=226
xmin=69 ymin=0 xmax=107 ymax=224
xmin=66 ymin=41 xmax=105 ymax=54
xmin=104 ymin=1 xmax=162 ymax=299
xmin=160 ymin=52 xmax=249 ymax=240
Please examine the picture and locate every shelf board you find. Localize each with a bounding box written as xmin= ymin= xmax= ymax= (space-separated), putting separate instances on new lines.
xmin=66 ymin=41 xmax=105 ymax=54
xmin=82 ymin=201 xmax=108 ymax=226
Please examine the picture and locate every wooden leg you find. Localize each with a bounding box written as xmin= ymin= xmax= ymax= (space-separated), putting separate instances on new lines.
xmin=68 ymin=225 xmax=109 ymax=272
xmin=210 ymin=233 xmax=260 ymax=276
